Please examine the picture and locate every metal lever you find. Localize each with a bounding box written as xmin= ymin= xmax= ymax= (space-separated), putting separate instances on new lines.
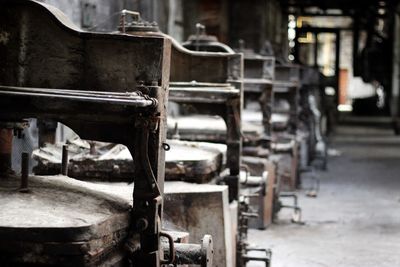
xmin=279 ymin=193 xmax=303 ymax=224
xmin=160 ymin=232 xmax=175 ymax=265
xmin=243 ymin=247 xmax=272 ymax=267
xmin=61 ymin=145 xmax=69 ymax=176
xmin=120 ymin=10 xmax=140 ymax=33
xmin=195 ymin=23 xmax=206 ymax=51
xmin=241 ymin=212 xmax=259 ymax=218
xmin=19 ymin=152 xmax=30 ymax=193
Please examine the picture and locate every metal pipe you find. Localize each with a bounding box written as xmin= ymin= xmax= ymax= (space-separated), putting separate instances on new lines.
xmin=61 ymin=145 xmax=68 ymax=176
xmin=162 ymin=235 xmax=213 ymax=267
xmin=20 ymin=152 xmax=29 ymax=193
xmin=0 ymin=88 xmax=154 ymax=107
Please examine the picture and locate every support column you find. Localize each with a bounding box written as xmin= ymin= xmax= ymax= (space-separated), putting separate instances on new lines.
xmin=335 ymin=31 xmax=341 ymax=107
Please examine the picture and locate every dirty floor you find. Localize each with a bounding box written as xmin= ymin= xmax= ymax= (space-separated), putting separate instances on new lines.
xmin=248 ymin=122 xmax=400 ymax=267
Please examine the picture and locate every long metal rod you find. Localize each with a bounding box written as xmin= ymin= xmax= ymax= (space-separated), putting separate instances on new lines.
xmin=169 ymin=87 xmax=238 ymax=93
xmin=0 ymin=90 xmax=154 ymax=107
xmin=0 ymin=85 xmax=147 ymax=98
xmin=61 ymin=145 xmax=69 ymax=176
xmin=20 ymin=152 xmax=29 ymax=193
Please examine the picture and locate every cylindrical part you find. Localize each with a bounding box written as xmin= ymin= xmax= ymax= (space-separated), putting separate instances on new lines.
xmin=0 ymin=128 xmax=13 ymax=175
xmin=164 ymin=243 xmax=202 ymax=265
xmin=162 ymin=235 xmax=213 ymax=267
xmin=20 ymin=152 xmax=29 ymax=190
xmin=61 ymin=145 xmax=68 ymax=176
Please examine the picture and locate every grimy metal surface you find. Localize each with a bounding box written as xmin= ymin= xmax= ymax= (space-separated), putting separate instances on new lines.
xmin=122 ymin=18 xmax=243 ymax=195
xmin=178 ymin=33 xmax=273 ymax=266
xmin=164 ymin=36 xmax=245 ymax=265
xmin=273 ymin=64 xmax=301 ymax=136
xmin=143 ymin=30 xmax=244 ymax=199
xmin=272 ymin=63 xmax=301 ymax=191
xmin=0 ymin=175 xmax=132 ymax=267
xmin=182 ymin=23 xmax=236 ymax=54
xmin=241 ymin=53 xmax=275 ymax=141
xmin=0 ymin=1 xmax=171 ymax=266
xmin=33 ymin=139 xmax=225 ymax=183
xmin=166 ymin=33 xmax=244 ymax=202
xmin=231 ymin=48 xmax=279 ymax=231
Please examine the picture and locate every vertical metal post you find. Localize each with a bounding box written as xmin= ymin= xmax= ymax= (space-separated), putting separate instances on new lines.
xmin=294 ymin=27 xmax=300 ymax=63
xmin=20 ymin=152 xmax=29 ymax=193
xmin=391 ymin=12 xmax=400 ymax=134
xmin=314 ymin=32 xmax=319 ymax=67
xmin=335 ymin=31 xmax=341 ymax=107
xmin=353 ymin=14 xmax=360 ymax=76
xmin=61 ymin=145 xmax=68 ymax=176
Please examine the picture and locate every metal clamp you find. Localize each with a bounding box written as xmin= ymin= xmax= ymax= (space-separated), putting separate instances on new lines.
xmin=160 ymin=232 xmax=175 ymax=265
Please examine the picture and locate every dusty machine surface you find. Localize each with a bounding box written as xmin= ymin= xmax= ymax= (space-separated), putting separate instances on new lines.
xmin=230 ymin=38 xmax=304 ymax=226
xmin=34 ymin=24 xmax=270 ymax=265
xmin=163 ymin=26 xmax=251 ymax=267
xmin=181 ymin=23 xmax=236 ymax=53
xmin=182 ymin=26 xmax=299 ymax=230
xmin=238 ymin=50 xmax=279 ymax=229
xmin=273 ymin=62 xmax=327 ymax=191
xmin=269 ymin=63 xmax=302 ymax=190
xmin=179 ymin=29 xmax=274 ymax=266
xmin=20 ymin=9 xmax=299 ymax=267
xmin=101 ymin=15 xmax=243 ymax=266
xmin=236 ymin=45 xmax=303 ymax=227
xmin=124 ymin=21 xmax=271 ymax=266
xmin=33 ymin=138 xmax=226 ymax=184
xmin=0 ymin=1 xmax=213 ymax=267
xmin=0 ymin=175 xmax=132 ymax=266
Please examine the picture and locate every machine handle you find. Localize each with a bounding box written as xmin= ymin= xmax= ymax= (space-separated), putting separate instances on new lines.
xmin=160 ymin=232 xmax=175 ymax=264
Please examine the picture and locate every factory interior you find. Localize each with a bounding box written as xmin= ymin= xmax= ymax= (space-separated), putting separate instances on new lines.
xmin=1 ymin=0 xmax=400 ymax=266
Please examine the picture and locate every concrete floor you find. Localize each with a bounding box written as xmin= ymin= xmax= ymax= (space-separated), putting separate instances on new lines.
xmin=248 ymin=122 xmax=400 ymax=267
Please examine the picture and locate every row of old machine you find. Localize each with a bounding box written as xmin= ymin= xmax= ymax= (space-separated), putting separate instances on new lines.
xmin=0 ymin=1 xmax=326 ymax=267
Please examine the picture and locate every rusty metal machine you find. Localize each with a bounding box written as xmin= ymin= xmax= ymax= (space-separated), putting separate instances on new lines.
xmin=270 ymin=63 xmax=301 ymax=190
xmin=272 ymin=63 xmax=325 ymax=198
xmin=109 ymin=14 xmax=245 ymax=267
xmin=0 ymin=1 xmax=213 ymax=266
xmin=232 ymin=45 xmax=281 ymax=228
xmin=182 ymin=27 xmax=277 ymax=230
xmin=79 ymin=17 xmax=269 ymax=266
xmin=148 ymin=22 xmax=270 ymax=266
xmin=235 ymin=44 xmax=303 ymax=225
xmin=267 ymin=62 xmax=305 ymax=221
xmin=183 ymin=28 xmax=303 ymax=227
